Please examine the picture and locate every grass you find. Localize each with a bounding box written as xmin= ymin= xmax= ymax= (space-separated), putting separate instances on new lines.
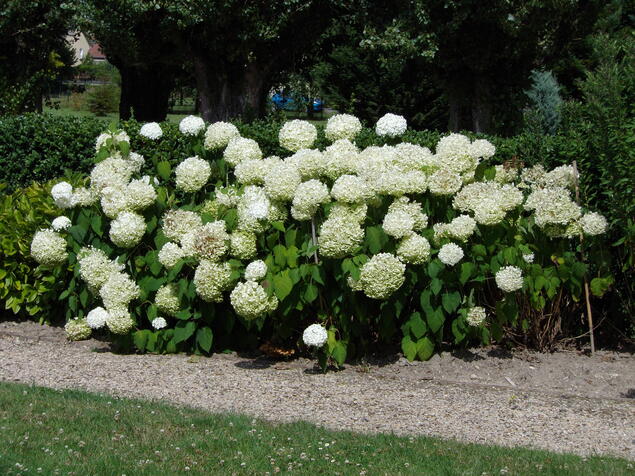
xmin=0 ymin=382 xmax=631 ymax=475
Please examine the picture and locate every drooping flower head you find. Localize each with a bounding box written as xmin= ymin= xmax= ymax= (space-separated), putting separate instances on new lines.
xmin=31 ymin=229 xmax=68 ymax=266
xmin=303 ymin=323 xmax=328 ymax=347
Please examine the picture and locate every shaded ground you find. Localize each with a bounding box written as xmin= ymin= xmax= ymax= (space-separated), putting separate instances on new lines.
xmin=1 ymin=320 xmax=634 ymax=459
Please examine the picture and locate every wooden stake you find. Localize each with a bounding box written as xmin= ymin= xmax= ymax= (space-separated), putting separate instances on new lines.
xmin=572 ymin=161 xmax=595 ymax=354
xmin=311 ymin=216 xmax=319 ymax=264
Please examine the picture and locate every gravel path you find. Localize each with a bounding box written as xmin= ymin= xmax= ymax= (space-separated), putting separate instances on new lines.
xmin=1 ymin=322 xmax=634 ymax=460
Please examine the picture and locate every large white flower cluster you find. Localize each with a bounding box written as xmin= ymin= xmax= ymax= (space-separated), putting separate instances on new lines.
xmin=186 ymin=220 xmax=229 ymax=261
xmin=264 ymin=162 xmax=302 ymax=202
xmin=325 ymin=114 xmax=362 ymax=142
xmin=286 ymin=149 xmax=324 ymax=180
xmin=230 ymin=281 xmax=278 ymax=320
xmin=109 ymin=211 xmax=146 ymax=248
xmin=77 ymin=247 xmax=124 ymax=291
xmin=375 ymin=113 xmax=407 ymax=137
xmin=303 ymin=323 xmax=328 ymax=347
xmin=438 ymin=243 xmax=464 ymax=266
xmin=204 ymin=121 xmax=240 ymax=150
xmin=100 ymin=271 xmax=141 ymax=310
xmin=580 ymin=212 xmax=607 ymax=236
xmin=357 ymin=253 xmax=406 ymax=299
xmin=230 ymin=230 xmax=258 ymax=260
xmin=140 ymin=122 xmax=163 ymax=140
xmin=291 ymin=179 xmax=330 ymax=221
xmin=245 ymin=260 xmax=267 ymax=281
xmin=318 ymin=214 xmax=364 ymax=259
xmin=179 ymin=115 xmax=205 ymax=136
xmin=155 ymin=284 xmax=180 ymax=316
xmin=51 ymin=216 xmax=71 ymax=232
xmin=175 ymin=156 xmax=211 ymax=192
xmin=65 ymin=318 xmax=92 ymax=341
xmin=466 ymin=307 xmax=487 ymax=327
xmin=31 ymin=229 xmax=68 ymax=265
xmin=86 ymin=307 xmax=109 ymax=329
xmin=162 ymin=209 xmax=203 ymax=243
xmin=224 ymin=137 xmax=262 ymax=166
xmin=396 ymin=233 xmax=430 ymax=265
xmin=193 ymin=260 xmax=233 ymax=302
xmin=331 ymin=175 xmax=372 ymax=204
xmin=279 ymin=120 xmax=317 ymax=152
xmin=495 ymin=266 xmax=524 ymax=293
xmin=453 ymin=181 xmax=522 ymax=225
xmin=51 ymin=182 xmax=74 ymax=209
xmin=524 ymin=187 xmax=581 ymax=232
xmin=95 ymin=130 xmax=129 ymax=152
xmin=106 ymin=308 xmax=135 ymax=334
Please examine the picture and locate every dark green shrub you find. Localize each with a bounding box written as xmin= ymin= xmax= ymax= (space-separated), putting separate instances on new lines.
xmin=85 ymin=84 xmax=120 ymax=116
xmin=0 ymin=113 xmax=106 ymax=192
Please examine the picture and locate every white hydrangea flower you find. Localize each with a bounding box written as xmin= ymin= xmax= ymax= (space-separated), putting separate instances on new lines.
xmin=100 ymin=185 xmax=129 ymax=218
xmin=179 ymin=115 xmax=205 ymax=136
xmin=435 ymin=133 xmax=476 ymax=174
xmin=446 ymin=215 xmax=477 ymax=241
xmin=387 ymin=197 xmax=427 ymax=231
xmin=279 ymin=120 xmax=317 ymax=152
xmin=522 ymin=253 xmax=535 ymax=263
xmin=162 ymin=209 xmax=202 ymax=243
xmin=86 ymin=307 xmax=109 ymax=329
xmin=230 ymin=281 xmax=278 ymax=320
xmin=325 ymin=114 xmax=362 ymax=142
xmin=237 ymin=186 xmax=270 ymax=232
xmin=524 ymin=187 xmax=581 ymax=228
xmin=65 ymin=318 xmax=92 ymax=341
xmin=158 ymin=242 xmax=184 ymax=268
xmin=264 ymin=162 xmax=301 ymax=202
xmin=90 ymin=157 xmax=134 ymax=192
xmin=466 ymin=307 xmax=487 ymax=326
xmin=224 ymin=137 xmax=262 ymax=166
xmin=394 ymin=143 xmax=435 ymax=171
xmin=302 ymin=323 xmax=328 ymax=347
xmin=155 ymin=284 xmax=180 ymax=316
xmin=175 ymin=156 xmax=211 ymax=192
xmin=230 ymin=231 xmax=258 ymax=260
xmin=95 ymin=130 xmax=129 ymax=152
xmin=51 ymin=181 xmax=74 ymax=209
xmin=329 ymin=202 xmax=368 ymax=224
xmin=188 ymin=221 xmax=229 ymax=261
xmin=70 ymin=187 xmax=98 ymax=207
xmin=215 ymin=188 xmax=240 ymax=208
xmin=382 ymin=210 xmax=415 ymax=239
xmin=494 ymin=165 xmax=519 ymax=184
xmin=359 ymin=253 xmax=406 ymax=299
xmin=396 ymin=234 xmax=431 ymax=265
xmin=126 ymin=177 xmax=156 ymax=211
xmin=331 ymin=175 xmax=372 ymax=204
xmin=151 ymin=317 xmax=168 ymax=330
xmin=542 ymin=165 xmax=577 ymax=189
xmin=375 ymin=113 xmax=407 ymax=137
xmin=77 ymin=247 xmax=124 ymax=291
xmin=580 ymin=212 xmax=608 ymax=236
xmin=285 ymin=149 xmax=325 ymax=180
xmin=126 ymin=152 xmax=145 ymax=174
xmin=468 ymin=139 xmax=496 ymax=159
xmin=322 ymin=139 xmax=359 ymax=180
xmin=105 ymin=308 xmax=135 ymax=335
xmin=204 ymin=121 xmax=240 ymax=150
xmin=234 ymin=159 xmax=267 ymax=185
xmin=438 ymin=243 xmax=464 ymax=266
xmin=291 ymin=179 xmax=330 ymax=221
xmin=193 ymin=260 xmax=233 ymax=302
xmin=139 ymin=122 xmax=163 ymax=140
xmin=428 ymin=169 xmax=462 ymax=195
xmin=495 ymin=266 xmax=524 ymax=293
xmin=318 ymin=215 xmax=364 ymax=258
xmin=30 ymin=229 xmax=67 ymax=265
xmin=51 ymin=216 xmax=72 ymax=232
xmin=100 ymin=272 xmax=140 ymax=310
xmin=245 ymin=260 xmax=267 ymax=282
xmin=109 ymin=212 xmax=146 ymax=248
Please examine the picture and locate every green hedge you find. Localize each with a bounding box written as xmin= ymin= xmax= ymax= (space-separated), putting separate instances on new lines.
xmin=0 ymin=114 xmax=107 ymax=192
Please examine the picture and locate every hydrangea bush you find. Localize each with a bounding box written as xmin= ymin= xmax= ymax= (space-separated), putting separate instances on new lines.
xmin=31 ymin=113 xmax=611 ymax=366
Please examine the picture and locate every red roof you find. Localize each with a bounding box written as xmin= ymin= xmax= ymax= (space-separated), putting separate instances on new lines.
xmin=88 ymin=43 xmax=106 ymax=60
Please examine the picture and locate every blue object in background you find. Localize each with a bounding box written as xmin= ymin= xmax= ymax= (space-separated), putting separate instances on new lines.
xmin=271 ymin=93 xmax=323 ymax=112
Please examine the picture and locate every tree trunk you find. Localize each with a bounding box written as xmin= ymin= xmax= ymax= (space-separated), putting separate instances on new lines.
xmin=117 ymin=63 xmax=175 ymax=121
xmin=193 ymin=55 xmax=268 ymax=122
xmin=472 ymin=76 xmax=493 ymax=134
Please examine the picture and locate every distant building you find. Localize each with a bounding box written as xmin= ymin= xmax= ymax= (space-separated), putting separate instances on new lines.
xmin=65 ymin=32 xmax=107 ymax=66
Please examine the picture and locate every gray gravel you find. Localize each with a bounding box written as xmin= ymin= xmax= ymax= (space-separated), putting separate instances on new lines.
xmin=0 ymin=322 xmax=634 ymax=460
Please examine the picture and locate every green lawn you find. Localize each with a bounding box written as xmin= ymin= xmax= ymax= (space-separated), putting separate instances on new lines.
xmin=0 ymin=382 xmax=630 ymax=475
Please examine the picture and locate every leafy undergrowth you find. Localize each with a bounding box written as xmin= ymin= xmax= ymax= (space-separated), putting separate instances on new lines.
xmin=0 ymin=382 xmax=631 ymax=475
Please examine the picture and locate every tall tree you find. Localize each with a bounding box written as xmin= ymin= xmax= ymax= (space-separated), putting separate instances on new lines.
xmin=0 ymin=0 xmax=74 ymax=114
xmin=77 ymin=2 xmax=184 ymax=121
